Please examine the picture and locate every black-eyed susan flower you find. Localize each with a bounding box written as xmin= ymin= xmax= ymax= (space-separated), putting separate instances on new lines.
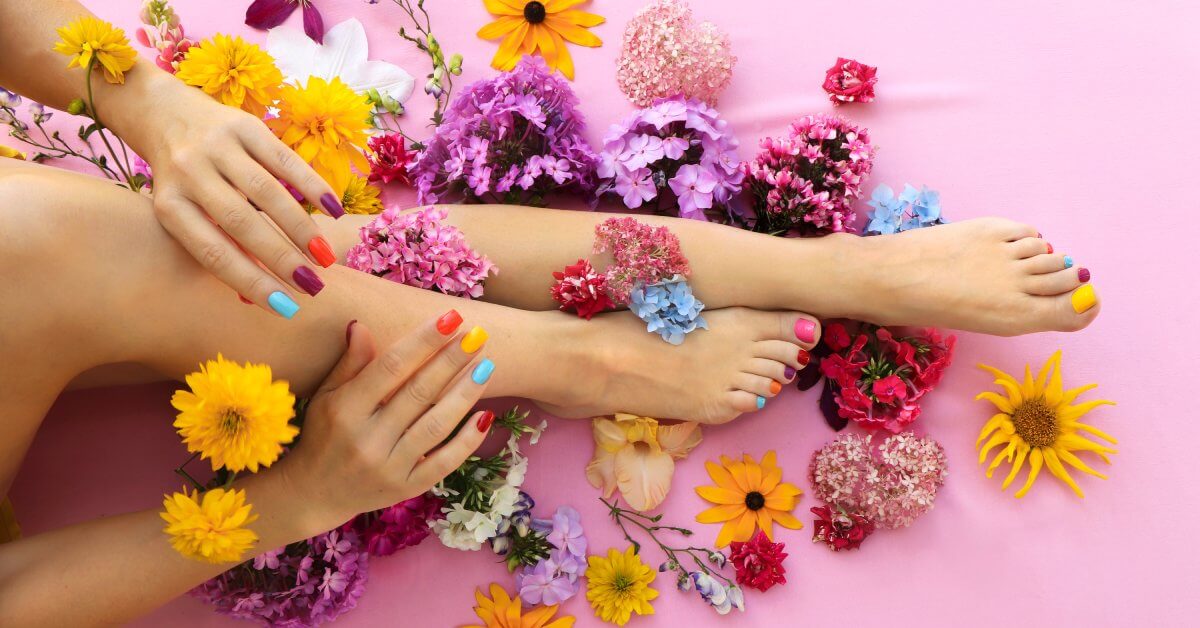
xmin=175 ymin=34 xmax=283 ymax=117
xmin=53 ymin=16 xmax=138 ymax=84
xmin=976 ymin=351 xmax=1117 ymax=498
xmin=465 ymin=583 xmax=575 ymax=628
xmin=160 ymin=487 xmax=258 ymax=563
xmin=477 ymin=0 xmax=604 ymax=80
xmin=695 ymin=451 xmax=803 ymax=548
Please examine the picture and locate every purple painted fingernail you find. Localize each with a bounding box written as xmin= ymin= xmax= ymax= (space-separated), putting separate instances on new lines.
xmin=784 ymin=366 xmax=796 ymax=381
xmin=1077 ymin=268 xmax=1090 ymax=283
xmin=794 ymin=318 xmax=816 ymax=343
xmin=320 ymin=193 xmax=345 ymax=218
xmin=293 ymin=266 xmax=325 ymax=296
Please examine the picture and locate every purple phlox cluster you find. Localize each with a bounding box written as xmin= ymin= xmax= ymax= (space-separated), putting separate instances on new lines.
xmin=864 ymin=183 xmax=945 ymax=235
xmin=345 ymin=206 xmax=496 ymax=299
xmin=516 ymin=506 xmax=588 ymax=606
xmin=343 ymin=493 xmax=444 ymax=558
xmin=597 ymin=95 xmax=743 ymax=221
xmin=410 ymin=57 xmax=597 ymax=206
xmin=629 ymin=277 xmax=708 ymax=345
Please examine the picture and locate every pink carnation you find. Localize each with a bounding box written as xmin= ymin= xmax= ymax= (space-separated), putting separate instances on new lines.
xmin=822 ymin=58 xmax=878 ymax=106
xmin=615 ymin=0 xmax=736 ymax=107
xmin=366 ymin=133 xmax=413 ymax=186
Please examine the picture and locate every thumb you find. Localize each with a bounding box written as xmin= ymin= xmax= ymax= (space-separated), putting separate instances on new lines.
xmin=316 ymin=320 xmax=377 ymax=394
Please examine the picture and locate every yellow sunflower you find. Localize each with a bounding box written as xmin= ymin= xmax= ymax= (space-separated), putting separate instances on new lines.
xmin=267 ymin=76 xmax=372 ymax=196
xmin=478 ymin=0 xmax=604 ymax=80
xmin=340 ymin=175 xmax=384 ymax=215
xmin=695 ymin=451 xmax=803 ymax=548
xmin=170 ymin=354 xmax=298 ymax=473
xmin=585 ymin=546 xmax=657 ymax=626
xmin=465 ymin=583 xmax=575 ymax=628
xmin=53 ymin=16 xmax=138 ymax=84
xmin=976 ymin=351 xmax=1117 ymax=498
xmin=175 ymin=34 xmax=283 ymax=118
xmin=160 ymin=487 xmax=258 ymax=563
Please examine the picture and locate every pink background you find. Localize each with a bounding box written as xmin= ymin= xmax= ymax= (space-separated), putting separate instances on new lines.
xmin=9 ymin=0 xmax=1199 ymax=626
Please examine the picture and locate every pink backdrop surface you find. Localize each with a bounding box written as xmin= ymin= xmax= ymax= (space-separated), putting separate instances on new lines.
xmin=8 ymin=0 xmax=1199 ymax=626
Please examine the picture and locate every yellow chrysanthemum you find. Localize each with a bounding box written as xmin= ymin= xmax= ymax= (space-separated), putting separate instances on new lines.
xmin=340 ymin=175 xmax=384 ymax=215
xmin=53 ymin=16 xmax=138 ymax=84
xmin=175 ymin=34 xmax=282 ymax=118
xmin=160 ymin=487 xmax=258 ymax=563
xmin=976 ymin=350 xmax=1117 ymax=498
xmin=695 ymin=451 xmax=803 ymax=548
xmin=478 ymin=0 xmax=605 ymax=80
xmin=465 ymin=583 xmax=575 ymax=628
xmin=171 ymin=354 xmax=298 ymax=473
xmin=267 ymin=76 xmax=371 ymax=196
xmin=0 ymin=145 xmax=26 ymax=160
xmin=585 ymin=546 xmax=657 ymax=626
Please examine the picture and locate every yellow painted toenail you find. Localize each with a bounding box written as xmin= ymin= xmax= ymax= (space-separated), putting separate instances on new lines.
xmin=1071 ymin=284 xmax=1096 ymax=313
xmin=461 ymin=326 xmax=488 ymax=353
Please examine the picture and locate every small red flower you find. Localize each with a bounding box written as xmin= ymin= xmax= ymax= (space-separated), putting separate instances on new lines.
xmin=811 ymin=505 xmax=875 ymax=551
xmin=871 ymin=374 xmax=907 ymax=404
xmin=822 ymin=57 xmax=878 ymax=106
xmin=367 ymin=133 xmax=413 ymax=186
xmin=824 ymin=322 xmax=852 ymax=351
xmin=728 ymin=529 xmax=788 ymax=592
xmin=551 ymin=259 xmax=614 ymax=320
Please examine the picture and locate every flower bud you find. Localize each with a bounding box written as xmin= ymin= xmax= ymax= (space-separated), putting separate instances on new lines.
xmin=449 ymin=53 xmax=463 ymax=74
xmin=66 ymin=98 xmax=87 ymax=116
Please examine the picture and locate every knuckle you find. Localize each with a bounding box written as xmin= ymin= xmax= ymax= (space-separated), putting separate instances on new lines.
xmin=420 ymin=414 xmax=448 ymax=442
xmin=402 ymin=377 xmax=438 ymax=407
xmin=270 ymin=245 xmax=296 ymax=273
xmin=222 ymin=206 xmax=254 ymax=233
xmin=379 ymin=347 xmax=413 ymax=379
xmin=243 ymin=274 xmax=273 ymax=298
xmin=246 ymin=171 xmax=279 ymax=198
xmin=275 ymin=146 xmax=302 ymax=172
xmin=198 ymin=241 xmax=230 ymax=272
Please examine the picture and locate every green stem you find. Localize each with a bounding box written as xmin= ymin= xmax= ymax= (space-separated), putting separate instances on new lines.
xmin=84 ymin=58 xmax=135 ymax=187
xmin=173 ymin=452 xmax=204 ymax=491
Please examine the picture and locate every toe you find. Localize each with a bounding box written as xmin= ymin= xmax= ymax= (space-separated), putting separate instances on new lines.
xmin=1039 ymin=284 xmax=1100 ymax=332
xmin=745 ymin=357 xmax=795 ymax=383
xmin=988 ymin=218 xmax=1039 ymax=242
xmin=1010 ymin=236 xmax=1051 ymax=259
xmin=726 ymin=390 xmax=765 ymax=416
xmin=735 ymin=372 xmax=783 ymax=398
xmin=754 ymin=340 xmax=809 ymax=370
xmin=749 ymin=309 xmax=821 ymax=349
xmin=1021 ymin=253 xmax=1073 ymax=275
xmin=1026 ymin=267 xmax=1082 ymax=296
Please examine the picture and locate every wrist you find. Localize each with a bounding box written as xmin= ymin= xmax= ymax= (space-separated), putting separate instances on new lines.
xmin=91 ymin=60 xmax=187 ymax=162
xmin=239 ymin=461 xmax=346 ymax=547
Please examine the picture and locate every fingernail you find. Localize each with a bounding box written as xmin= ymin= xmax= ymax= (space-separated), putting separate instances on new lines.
xmin=1063 ymin=255 xmax=1074 ymax=269
xmin=308 ymin=236 xmax=337 ymax=268
xmin=476 ymin=410 xmax=496 ymax=432
xmin=794 ymin=318 xmax=816 ymax=343
xmin=461 ymin=326 xmax=488 ymax=354
xmin=784 ymin=366 xmax=796 ymax=381
xmin=797 ymin=349 xmax=811 ymax=368
xmin=756 ymin=395 xmax=766 ymax=410
xmin=346 ymin=319 xmax=357 ymax=344
xmin=238 ymin=294 xmax=253 ymax=305
xmin=1077 ymin=268 xmax=1091 ymax=283
xmin=1071 ymin=284 xmax=1097 ymax=313
xmin=1047 ymin=242 xmax=1054 ymax=254
xmin=472 ymin=358 xmax=495 ymax=384
xmin=437 ymin=309 xmax=464 ymax=335
xmin=268 ymin=291 xmax=299 ymax=319
xmin=321 ymin=193 xmax=345 ymax=218
xmin=293 ymin=266 xmax=325 ymax=296
xmin=769 ymin=381 xmax=782 ymax=395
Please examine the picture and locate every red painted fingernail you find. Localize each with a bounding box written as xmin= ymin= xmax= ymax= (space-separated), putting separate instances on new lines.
xmin=308 ymin=236 xmax=337 ymax=268
xmin=238 ymin=294 xmax=254 ymax=305
xmin=436 ymin=309 xmax=463 ymax=335
xmin=1077 ymin=268 xmax=1090 ymax=283
xmin=321 ymin=193 xmax=346 ymax=218
xmin=1047 ymin=242 xmax=1054 ymax=254
xmin=797 ymin=349 xmax=811 ymax=368
xmin=346 ymin=319 xmax=357 ymax=344
xmin=476 ymin=410 xmax=495 ymax=432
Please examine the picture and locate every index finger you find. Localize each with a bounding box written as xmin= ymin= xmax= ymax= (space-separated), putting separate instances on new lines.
xmin=238 ymin=123 xmax=346 ymax=219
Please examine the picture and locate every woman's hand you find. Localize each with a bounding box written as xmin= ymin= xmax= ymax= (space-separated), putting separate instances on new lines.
xmin=122 ymin=72 xmax=345 ymax=317
xmin=274 ymin=312 xmax=495 ymax=532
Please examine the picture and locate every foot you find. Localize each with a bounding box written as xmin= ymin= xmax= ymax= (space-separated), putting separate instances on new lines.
xmin=539 ymin=307 xmax=820 ymax=424
xmin=845 ymin=218 xmax=1100 ymax=336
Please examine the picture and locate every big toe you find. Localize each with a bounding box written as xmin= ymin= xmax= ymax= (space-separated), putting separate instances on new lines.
xmin=1041 ymin=284 xmax=1100 ymax=332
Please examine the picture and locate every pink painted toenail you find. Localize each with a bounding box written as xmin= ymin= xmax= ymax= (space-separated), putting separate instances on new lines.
xmin=1077 ymin=268 xmax=1090 ymax=283
xmin=794 ymin=319 xmax=816 ymax=343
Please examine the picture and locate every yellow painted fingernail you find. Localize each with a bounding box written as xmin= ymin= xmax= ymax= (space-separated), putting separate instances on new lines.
xmin=1070 ymin=284 xmax=1096 ymax=313
xmin=460 ymin=326 xmax=488 ymax=353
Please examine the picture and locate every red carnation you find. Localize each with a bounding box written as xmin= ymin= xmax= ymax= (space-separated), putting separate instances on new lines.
xmin=551 ymin=259 xmax=614 ymax=320
xmin=811 ymin=505 xmax=875 ymax=551
xmin=367 ymin=133 xmax=413 ymax=186
xmin=822 ymin=57 xmax=878 ymax=106
xmin=728 ymin=530 xmax=788 ymax=592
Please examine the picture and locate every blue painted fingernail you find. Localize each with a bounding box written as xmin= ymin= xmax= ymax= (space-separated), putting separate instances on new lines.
xmin=1064 ymin=255 xmax=1074 ymax=269
xmin=472 ymin=358 xmax=495 ymax=385
xmin=756 ymin=395 xmax=766 ymax=409
xmin=267 ymin=291 xmax=299 ymax=319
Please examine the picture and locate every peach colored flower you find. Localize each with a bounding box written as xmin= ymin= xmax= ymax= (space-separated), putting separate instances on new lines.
xmin=585 ymin=414 xmax=702 ymax=512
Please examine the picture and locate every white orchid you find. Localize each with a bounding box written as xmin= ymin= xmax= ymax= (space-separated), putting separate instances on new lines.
xmin=267 ymin=18 xmax=414 ymax=104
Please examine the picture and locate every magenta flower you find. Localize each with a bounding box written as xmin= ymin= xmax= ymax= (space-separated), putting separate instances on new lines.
xmin=245 ymin=0 xmax=325 ymax=44
xmin=613 ymin=168 xmax=656 ymax=209
xmin=669 ymin=164 xmax=718 ymax=219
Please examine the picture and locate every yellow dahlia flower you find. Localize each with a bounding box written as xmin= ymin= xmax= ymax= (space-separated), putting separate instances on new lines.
xmin=161 ymin=487 xmax=258 ymax=563
xmin=171 ymin=354 xmax=297 ymax=473
xmin=976 ymin=351 xmax=1117 ymax=498
xmin=53 ymin=17 xmax=138 ymax=84
xmin=466 ymin=583 xmax=575 ymax=628
xmin=341 ymin=175 xmax=384 ymax=215
xmin=176 ymin=34 xmax=283 ymax=117
xmin=267 ymin=76 xmax=371 ymax=196
xmin=585 ymin=546 xmax=657 ymax=626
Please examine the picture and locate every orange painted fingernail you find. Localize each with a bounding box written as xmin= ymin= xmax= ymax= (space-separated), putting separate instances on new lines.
xmin=769 ymin=381 xmax=782 ymax=395
xmin=308 ymin=236 xmax=337 ymax=268
xmin=437 ymin=310 xmax=463 ymax=335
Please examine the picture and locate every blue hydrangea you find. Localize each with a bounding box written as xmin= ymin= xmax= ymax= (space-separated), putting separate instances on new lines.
xmin=864 ymin=183 xmax=945 ymax=235
xmin=629 ymin=277 xmax=708 ymax=345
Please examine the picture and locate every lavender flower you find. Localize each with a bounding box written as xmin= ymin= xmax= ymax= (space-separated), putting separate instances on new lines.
xmin=0 ymin=87 xmax=21 ymax=108
xmin=629 ymin=277 xmax=708 ymax=345
xmin=516 ymin=506 xmax=588 ymax=607
xmin=690 ymin=572 xmax=744 ymax=615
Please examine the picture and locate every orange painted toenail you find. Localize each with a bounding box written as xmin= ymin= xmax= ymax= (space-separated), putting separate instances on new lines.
xmin=769 ymin=381 xmax=782 ymax=395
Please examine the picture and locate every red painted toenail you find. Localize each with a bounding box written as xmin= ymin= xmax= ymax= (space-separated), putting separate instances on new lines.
xmin=1046 ymin=242 xmax=1054 ymax=254
xmin=797 ymin=349 xmax=811 ymax=368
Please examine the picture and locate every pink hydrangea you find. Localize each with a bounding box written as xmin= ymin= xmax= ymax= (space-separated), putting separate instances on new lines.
xmin=616 ymin=0 xmax=736 ymax=107
xmin=593 ymin=217 xmax=690 ymax=303
xmin=739 ymin=114 xmax=877 ymax=235
xmin=809 ymin=432 xmax=948 ymax=529
xmin=346 ymin=206 xmax=496 ymax=299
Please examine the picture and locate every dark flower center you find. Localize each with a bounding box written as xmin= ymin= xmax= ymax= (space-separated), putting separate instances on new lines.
xmin=744 ymin=491 xmax=765 ymax=511
xmin=1011 ymin=396 xmax=1058 ymax=447
xmin=524 ymin=1 xmax=547 ymax=23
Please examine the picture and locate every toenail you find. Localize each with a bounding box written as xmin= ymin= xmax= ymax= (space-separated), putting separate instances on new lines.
xmin=1047 ymin=242 xmax=1054 ymax=254
xmin=1077 ymin=268 xmax=1090 ymax=283
xmin=756 ymin=395 xmax=766 ymax=409
xmin=797 ymin=349 xmax=811 ymax=368
xmin=769 ymin=381 xmax=782 ymax=395
xmin=794 ymin=318 xmax=816 ymax=343
xmin=784 ymin=366 xmax=796 ymax=381
xmin=1063 ymin=255 xmax=1074 ymax=269
xmin=1071 ymin=284 xmax=1097 ymax=313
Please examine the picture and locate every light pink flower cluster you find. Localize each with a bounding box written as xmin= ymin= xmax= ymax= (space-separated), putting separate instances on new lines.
xmin=593 ymin=217 xmax=690 ymax=303
xmin=135 ymin=2 xmax=194 ymax=74
xmin=809 ymin=432 xmax=948 ymax=529
xmin=740 ymin=114 xmax=877 ymax=236
xmin=346 ymin=207 xmax=496 ymax=299
xmin=615 ymin=0 xmax=736 ymax=107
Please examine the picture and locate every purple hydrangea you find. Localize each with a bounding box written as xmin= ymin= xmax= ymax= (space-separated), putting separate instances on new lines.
xmin=629 ymin=277 xmax=709 ymax=345
xmin=596 ymin=95 xmax=743 ymax=221
xmin=410 ymin=57 xmax=597 ymax=206
xmin=516 ymin=506 xmax=588 ymax=607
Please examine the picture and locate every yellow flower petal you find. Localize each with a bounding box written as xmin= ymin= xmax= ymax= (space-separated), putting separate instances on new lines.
xmin=1001 ymin=443 xmax=1029 ymax=490
xmin=703 ymin=460 xmax=737 ymax=490
xmin=976 ymin=413 xmax=1012 ymax=446
xmin=483 ymin=0 xmax=523 ymax=16
xmin=976 ymin=391 xmax=1015 ymax=414
xmin=730 ymin=510 xmax=757 ymax=544
xmin=1056 ymin=448 xmax=1107 ymax=480
xmin=1042 ymin=448 xmax=1084 ymax=497
xmin=985 ymin=442 xmax=1015 ymax=478
xmin=548 ymin=29 xmax=575 ymax=80
xmin=754 ymin=508 xmax=773 ymax=539
xmin=545 ymin=0 xmax=587 ymax=11
xmin=477 ymin=15 xmax=525 ymax=39
xmin=490 ymin=21 xmax=530 ymax=71
xmin=556 ymin=9 xmax=606 ymax=27
xmin=545 ymin=15 xmax=603 ymax=47
xmin=695 ymin=485 xmax=745 ymax=505
xmin=696 ymin=503 xmax=745 ymax=524
xmin=714 ymin=519 xmax=739 ymax=548
xmin=1014 ymin=448 xmax=1044 ymax=498
xmin=769 ymin=510 xmax=805 ymax=530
